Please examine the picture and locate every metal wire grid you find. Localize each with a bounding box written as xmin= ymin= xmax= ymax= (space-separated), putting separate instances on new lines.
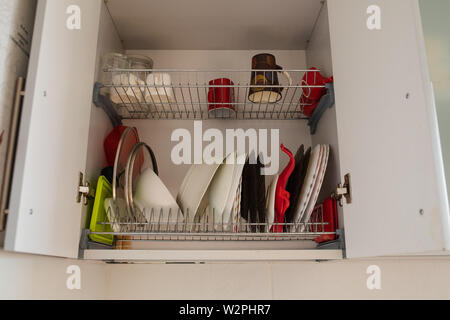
xmin=101 ymin=69 xmax=325 ymax=120
xmin=89 ymin=202 xmax=334 ymax=242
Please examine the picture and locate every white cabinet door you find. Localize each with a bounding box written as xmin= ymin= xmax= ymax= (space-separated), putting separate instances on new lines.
xmin=328 ymin=0 xmax=450 ymax=258
xmin=5 ymin=0 xmax=101 ymax=258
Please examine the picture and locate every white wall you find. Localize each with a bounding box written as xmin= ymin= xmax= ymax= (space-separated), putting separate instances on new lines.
xmin=419 ymin=0 xmax=450 ymax=207
xmin=105 ymin=257 xmax=450 ymax=299
xmin=0 ymin=250 xmax=105 ymax=299
xmin=3 ymin=251 xmax=450 ymax=299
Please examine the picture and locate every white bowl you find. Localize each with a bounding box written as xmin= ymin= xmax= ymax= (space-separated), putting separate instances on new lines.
xmin=133 ymin=168 xmax=182 ymax=225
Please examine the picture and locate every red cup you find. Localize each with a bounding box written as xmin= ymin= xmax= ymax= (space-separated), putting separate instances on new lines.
xmin=300 ymin=95 xmax=318 ymax=117
xmin=301 ymin=67 xmax=330 ymax=101
xmin=208 ymin=78 xmax=235 ymax=116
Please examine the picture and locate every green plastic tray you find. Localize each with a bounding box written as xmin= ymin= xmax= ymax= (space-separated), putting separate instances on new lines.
xmin=89 ymin=176 xmax=114 ymax=245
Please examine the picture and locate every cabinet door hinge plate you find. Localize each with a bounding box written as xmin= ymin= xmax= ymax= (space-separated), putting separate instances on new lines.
xmin=332 ymin=173 xmax=352 ymax=206
xmin=77 ymin=172 xmax=94 ymax=205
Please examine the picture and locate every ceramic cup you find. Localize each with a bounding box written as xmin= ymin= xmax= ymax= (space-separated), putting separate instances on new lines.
xmin=145 ymin=73 xmax=175 ymax=106
xmin=248 ymin=53 xmax=292 ymax=104
xmin=110 ymin=73 xmax=145 ymax=104
xmin=208 ymin=78 xmax=235 ymax=117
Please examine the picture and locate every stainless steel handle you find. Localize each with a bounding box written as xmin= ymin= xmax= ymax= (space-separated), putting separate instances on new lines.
xmin=0 ymin=77 xmax=25 ymax=231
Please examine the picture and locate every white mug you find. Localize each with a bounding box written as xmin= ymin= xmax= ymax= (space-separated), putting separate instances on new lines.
xmin=145 ymin=73 xmax=175 ymax=106
xmin=110 ymin=73 xmax=145 ymax=104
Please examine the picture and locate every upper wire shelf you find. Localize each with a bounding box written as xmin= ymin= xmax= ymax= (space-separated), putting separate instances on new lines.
xmin=99 ymin=69 xmax=325 ymax=120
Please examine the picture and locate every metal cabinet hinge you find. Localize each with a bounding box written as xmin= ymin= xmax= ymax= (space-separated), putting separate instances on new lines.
xmin=77 ymin=172 xmax=94 ymax=205
xmin=332 ymin=173 xmax=352 ymax=207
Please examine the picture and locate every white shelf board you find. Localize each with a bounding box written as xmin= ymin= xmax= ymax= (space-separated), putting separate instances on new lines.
xmin=83 ymin=249 xmax=344 ymax=262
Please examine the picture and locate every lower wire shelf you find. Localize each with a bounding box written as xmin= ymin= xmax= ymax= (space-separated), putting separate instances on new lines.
xmin=89 ymin=205 xmax=337 ymax=243
xmin=84 ymin=206 xmax=343 ymax=261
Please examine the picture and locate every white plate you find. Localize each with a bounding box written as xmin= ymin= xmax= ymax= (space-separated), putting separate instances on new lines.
xmin=176 ymin=157 xmax=223 ymax=224
xmin=265 ymin=175 xmax=279 ymax=231
xmin=291 ymin=144 xmax=323 ymax=227
xmin=208 ymin=152 xmax=238 ymax=225
xmin=300 ymin=145 xmax=329 ymax=230
xmin=230 ymin=176 xmax=242 ymax=232
xmin=222 ymin=174 xmax=243 ymax=232
xmin=222 ymin=153 xmax=247 ymax=226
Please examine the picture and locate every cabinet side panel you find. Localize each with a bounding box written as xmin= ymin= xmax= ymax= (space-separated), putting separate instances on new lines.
xmin=81 ymin=1 xmax=123 ymax=229
xmin=306 ymin=2 xmax=342 ymax=226
xmin=5 ymin=0 xmax=102 ymax=258
xmin=414 ymin=1 xmax=450 ymax=251
xmin=328 ymin=0 xmax=447 ymax=257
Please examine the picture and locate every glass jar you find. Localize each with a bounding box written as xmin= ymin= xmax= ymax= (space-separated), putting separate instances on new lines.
xmin=128 ymin=55 xmax=154 ymax=82
xmin=102 ymin=52 xmax=129 ymax=84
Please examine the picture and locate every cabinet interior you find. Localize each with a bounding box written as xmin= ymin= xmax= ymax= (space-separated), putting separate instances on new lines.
xmin=83 ymin=0 xmax=342 ymax=251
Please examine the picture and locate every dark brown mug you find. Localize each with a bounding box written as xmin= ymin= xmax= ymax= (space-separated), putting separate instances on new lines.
xmin=249 ymin=54 xmax=292 ymax=104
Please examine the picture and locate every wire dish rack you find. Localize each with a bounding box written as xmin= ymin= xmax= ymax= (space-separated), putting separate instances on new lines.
xmin=100 ymin=69 xmax=325 ymax=120
xmin=89 ymin=204 xmax=335 ymax=242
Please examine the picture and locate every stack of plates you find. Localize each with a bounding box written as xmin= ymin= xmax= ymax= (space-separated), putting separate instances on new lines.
xmin=266 ymin=144 xmax=329 ymax=232
xmin=292 ymin=144 xmax=330 ymax=231
xmin=176 ymin=152 xmax=246 ymax=231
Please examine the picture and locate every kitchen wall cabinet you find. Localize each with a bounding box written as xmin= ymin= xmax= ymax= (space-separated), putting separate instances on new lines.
xmin=3 ymin=0 xmax=449 ymax=261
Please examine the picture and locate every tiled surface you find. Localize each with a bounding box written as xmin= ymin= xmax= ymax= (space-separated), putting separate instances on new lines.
xmin=0 ymin=250 xmax=106 ymax=300
xmin=2 ymin=252 xmax=450 ymax=299
xmin=271 ymin=258 xmax=450 ymax=299
xmin=106 ymin=263 xmax=272 ymax=300
xmin=105 ymin=257 xmax=450 ymax=300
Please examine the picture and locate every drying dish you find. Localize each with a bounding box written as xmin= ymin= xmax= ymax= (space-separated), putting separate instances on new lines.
xmin=284 ymin=145 xmax=309 ymax=226
xmin=291 ymin=144 xmax=323 ymax=228
xmin=229 ymin=175 xmax=243 ymax=232
xmin=221 ymin=153 xmax=247 ymax=227
xmin=300 ymin=144 xmax=329 ymax=230
xmin=208 ymin=152 xmax=238 ymax=225
xmin=265 ymin=174 xmax=279 ymax=231
xmin=240 ymin=155 xmax=266 ymax=231
xmin=176 ymin=157 xmax=223 ymax=224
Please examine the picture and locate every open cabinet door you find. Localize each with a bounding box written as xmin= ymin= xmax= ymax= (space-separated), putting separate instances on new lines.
xmin=5 ymin=0 xmax=101 ymax=258
xmin=328 ymin=0 xmax=450 ymax=258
